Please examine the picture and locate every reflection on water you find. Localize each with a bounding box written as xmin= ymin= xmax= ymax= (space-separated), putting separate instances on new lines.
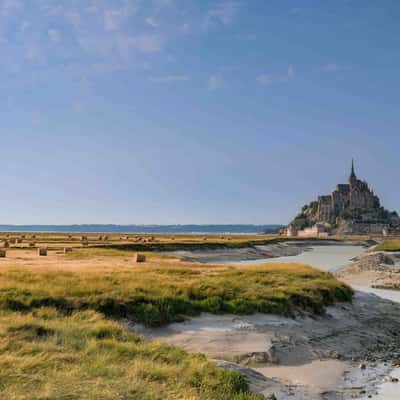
xmin=234 ymin=245 xmax=366 ymax=271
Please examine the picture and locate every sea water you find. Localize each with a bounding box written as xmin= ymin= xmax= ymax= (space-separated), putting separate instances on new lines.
xmin=234 ymin=244 xmax=366 ymax=271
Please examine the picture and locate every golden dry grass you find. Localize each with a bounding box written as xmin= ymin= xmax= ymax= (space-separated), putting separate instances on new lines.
xmin=0 ymin=232 xmax=278 ymax=251
xmin=0 ymin=247 xmax=352 ymax=325
xmin=0 ymin=308 xmax=262 ymax=400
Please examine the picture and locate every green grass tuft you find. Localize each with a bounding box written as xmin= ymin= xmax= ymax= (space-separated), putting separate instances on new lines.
xmin=374 ymin=239 xmax=400 ymax=252
xmin=0 ymin=308 xmax=263 ymax=399
xmin=0 ymin=264 xmax=352 ymax=326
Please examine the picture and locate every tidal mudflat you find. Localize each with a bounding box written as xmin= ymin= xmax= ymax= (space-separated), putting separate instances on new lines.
xmin=131 ymin=290 xmax=400 ymax=399
xmin=154 ymin=241 xmax=400 ymax=399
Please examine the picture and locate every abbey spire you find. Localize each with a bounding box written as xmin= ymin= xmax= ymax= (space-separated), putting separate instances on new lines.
xmin=349 ymin=158 xmax=357 ymax=186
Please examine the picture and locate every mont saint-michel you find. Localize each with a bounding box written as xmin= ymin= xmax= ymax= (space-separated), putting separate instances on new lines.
xmin=285 ymin=161 xmax=400 ymax=237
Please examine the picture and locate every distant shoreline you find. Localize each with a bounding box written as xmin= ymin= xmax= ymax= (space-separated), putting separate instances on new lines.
xmin=0 ymin=224 xmax=283 ymax=234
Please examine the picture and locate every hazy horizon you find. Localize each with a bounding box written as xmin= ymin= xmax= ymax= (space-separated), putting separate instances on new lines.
xmin=0 ymin=224 xmax=282 ymax=234
xmin=1 ymin=1 xmax=399 ymax=224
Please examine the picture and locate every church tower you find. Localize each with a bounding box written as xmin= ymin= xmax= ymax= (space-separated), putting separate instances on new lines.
xmin=349 ymin=159 xmax=357 ymax=186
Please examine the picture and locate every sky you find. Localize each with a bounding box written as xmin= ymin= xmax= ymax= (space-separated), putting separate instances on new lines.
xmin=0 ymin=0 xmax=399 ymax=225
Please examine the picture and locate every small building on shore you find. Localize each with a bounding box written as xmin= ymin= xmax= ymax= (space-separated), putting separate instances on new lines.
xmin=284 ymin=223 xmax=330 ymax=238
xmin=286 ymin=224 xmax=298 ymax=237
xmin=297 ymin=223 xmax=330 ymax=238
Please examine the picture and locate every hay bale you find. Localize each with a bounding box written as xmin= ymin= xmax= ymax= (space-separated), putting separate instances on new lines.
xmin=0 ymin=249 xmax=6 ymax=258
xmin=134 ymin=253 xmax=146 ymax=263
xmin=64 ymin=247 xmax=72 ymax=254
xmin=29 ymin=242 xmax=35 ymax=248
xmin=37 ymin=248 xmax=47 ymax=256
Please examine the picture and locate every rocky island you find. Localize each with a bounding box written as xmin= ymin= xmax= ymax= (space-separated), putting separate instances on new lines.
xmin=285 ymin=161 xmax=400 ymax=237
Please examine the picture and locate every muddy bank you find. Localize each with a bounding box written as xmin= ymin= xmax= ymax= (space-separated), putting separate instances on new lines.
xmin=93 ymin=237 xmax=299 ymax=253
xmin=169 ymin=240 xmax=370 ymax=265
xmin=169 ymin=242 xmax=309 ymax=263
xmin=127 ymin=291 xmax=400 ymax=399
xmin=98 ymin=237 xmax=372 ymax=255
xmin=336 ymin=251 xmax=400 ymax=290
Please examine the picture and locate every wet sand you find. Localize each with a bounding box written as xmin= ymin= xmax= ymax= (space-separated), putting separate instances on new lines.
xmin=168 ymin=242 xmax=308 ymax=264
xmin=361 ymin=367 xmax=400 ymax=400
xmin=337 ymin=251 xmax=400 ymax=290
xmin=129 ymin=290 xmax=400 ymax=399
xmin=257 ymin=360 xmax=352 ymax=397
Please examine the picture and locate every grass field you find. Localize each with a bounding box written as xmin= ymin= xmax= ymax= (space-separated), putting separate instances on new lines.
xmin=0 ymin=234 xmax=353 ymax=399
xmin=0 ymin=308 xmax=264 ymax=400
xmin=0 ymin=232 xmax=280 ymax=250
xmin=0 ymin=260 xmax=352 ymax=325
xmin=0 ymin=231 xmax=349 ymax=253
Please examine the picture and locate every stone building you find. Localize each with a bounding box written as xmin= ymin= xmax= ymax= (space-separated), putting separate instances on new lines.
xmin=315 ymin=160 xmax=380 ymax=224
xmin=297 ymin=223 xmax=329 ymax=238
xmin=286 ymin=160 xmax=400 ymax=235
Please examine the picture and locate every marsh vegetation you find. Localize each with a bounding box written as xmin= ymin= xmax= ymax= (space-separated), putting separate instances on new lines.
xmin=0 ymin=234 xmax=353 ymax=399
xmin=375 ymin=239 xmax=400 ymax=252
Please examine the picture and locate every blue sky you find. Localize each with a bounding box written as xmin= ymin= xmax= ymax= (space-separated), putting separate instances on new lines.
xmin=0 ymin=0 xmax=399 ymax=224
